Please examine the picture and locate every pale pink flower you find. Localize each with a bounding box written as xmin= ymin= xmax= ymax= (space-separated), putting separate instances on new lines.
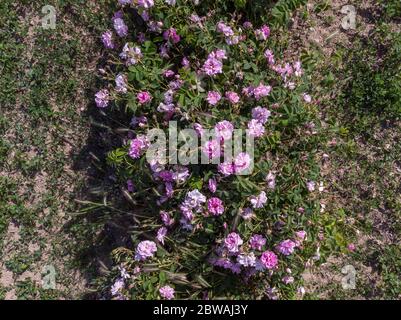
xmin=234 ymin=152 xmax=252 ymax=174
xmin=138 ymin=0 xmax=154 ymax=9
xmin=249 ymin=234 xmax=266 ymax=251
xmin=253 ymin=84 xmax=271 ymax=100
xmin=306 ymin=180 xmax=316 ymax=192
xmin=159 ymin=285 xmax=175 ymax=300
xmin=264 ymin=49 xmax=275 ymax=65
xmin=163 ymin=28 xmax=180 ymax=44
xmin=237 ymin=252 xmax=256 ymax=267
xmin=129 ymin=135 xmax=150 ymax=159
xmin=255 ymin=25 xmax=270 ymax=40
xmin=266 ymin=171 xmax=276 ymax=189
xmin=208 ymin=178 xmax=217 ymax=193
xmin=225 ymin=91 xmax=240 ymax=104
xmin=282 ymin=276 xmax=294 ymax=284
xmin=218 ymin=161 xmax=235 ymax=176
xmin=249 ymin=191 xmax=267 ymax=209
xmin=193 ymin=123 xmax=204 ymax=137
xmin=302 ymin=93 xmax=312 ymax=103
xmin=214 ymin=120 xmax=234 ymax=140
xmin=216 ymin=21 xmax=234 ymax=37
xmin=157 ymin=227 xmax=167 ymax=245
xmin=202 ymin=140 xmax=221 ymax=159
xmin=277 ymin=239 xmax=296 ymax=256
xmin=135 ymin=240 xmax=157 ymax=261
xmin=224 ymin=232 xmax=243 ymax=254
xmin=95 ymin=89 xmax=110 ymax=108
xmin=209 ymin=49 xmax=227 ymax=61
xmin=240 ymin=207 xmax=254 ymax=220
xmin=294 ymin=61 xmax=303 ymax=77
xmin=251 ymin=106 xmax=271 ymax=124
xmin=160 ymin=210 xmax=174 ymax=226
xmin=203 ymin=56 xmax=223 ymax=76
xmin=207 ymin=91 xmax=222 ymax=105
xmin=247 ymin=119 xmax=265 ymax=137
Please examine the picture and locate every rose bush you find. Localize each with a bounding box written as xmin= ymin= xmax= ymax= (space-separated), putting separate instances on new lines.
xmin=95 ymin=0 xmax=329 ymax=300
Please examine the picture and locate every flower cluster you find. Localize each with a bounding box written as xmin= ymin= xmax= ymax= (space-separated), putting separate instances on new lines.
xmin=97 ymin=0 xmax=322 ymax=300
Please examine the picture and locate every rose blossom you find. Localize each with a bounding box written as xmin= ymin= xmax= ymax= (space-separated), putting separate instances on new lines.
xmin=129 ymin=135 xmax=150 ymax=159
xmin=218 ymin=161 xmax=235 ymax=176
xmin=225 ymin=91 xmax=240 ymax=104
xmin=306 ymin=180 xmax=316 ymax=192
xmin=264 ymin=49 xmax=275 ymax=65
xmin=234 ymin=152 xmax=251 ymax=173
xmin=295 ymin=231 xmax=307 ymax=242
xmin=101 ymin=31 xmax=114 ymax=49
xmin=118 ymin=0 xmax=131 ymax=6
xmin=214 ymin=120 xmax=234 ymax=140
xmin=294 ymin=61 xmax=303 ymax=77
xmin=137 ymin=91 xmax=152 ymax=104
xmin=249 ymin=234 xmax=266 ymax=251
xmin=120 ymin=44 xmax=143 ymax=66
xmin=159 ymin=285 xmax=175 ymax=300
xmin=207 ymin=197 xmax=224 ymax=216
xmin=208 ymin=178 xmax=217 ymax=193
xmin=253 ymin=84 xmax=271 ymax=100
xmin=138 ymin=0 xmax=154 ymax=8
xmin=302 ymin=93 xmax=312 ymax=103
xmin=247 ymin=119 xmax=265 ymax=137
xmin=209 ymin=49 xmax=227 ymax=61
xmin=95 ymin=89 xmax=110 ymax=108
xmin=251 ymin=106 xmax=271 ymax=124
xmin=243 ymin=21 xmax=253 ymax=29
xmin=277 ymin=239 xmax=297 ymax=256
xmin=163 ymin=69 xmax=175 ymax=78
xmin=202 ymin=140 xmax=221 ymax=159
xmin=237 ymin=252 xmax=256 ymax=267
xmin=135 ymin=240 xmax=157 ymax=261
xmin=240 ymin=207 xmax=254 ymax=220
xmin=216 ymin=21 xmax=234 ymax=37
xmin=260 ymin=250 xmax=278 ymax=269
xmin=157 ymin=227 xmax=167 ymax=245
xmin=113 ymin=16 xmax=128 ymax=37
xmin=202 ymin=56 xmax=223 ymax=76
xmin=160 ymin=210 xmax=174 ymax=226
xmin=266 ymin=171 xmax=276 ymax=189
xmin=224 ymin=232 xmax=243 ymax=254
xmin=115 ymin=73 xmax=128 ymax=94
xmin=163 ymin=28 xmax=180 ymax=44
xmin=249 ymin=191 xmax=267 ymax=209
xmin=218 ymin=153 xmax=252 ymax=176
xmin=193 ymin=123 xmax=204 ymax=137
xmin=207 ymin=91 xmax=221 ymax=105
xmin=282 ymin=276 xmax=294 ymax=284
xmin=255 ymin=25 xmax=270 ymax=40
xmin=127 ymin=179 xmax=135 ymax=192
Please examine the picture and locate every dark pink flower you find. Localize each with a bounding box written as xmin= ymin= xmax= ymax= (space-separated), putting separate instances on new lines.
xmin=137 ymin=91 xmax=152 ymax=104
xmin=207 ymin=197 xmax=224 ymax=216
xmin=260 ymin=251 xmax=278 ymax=269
